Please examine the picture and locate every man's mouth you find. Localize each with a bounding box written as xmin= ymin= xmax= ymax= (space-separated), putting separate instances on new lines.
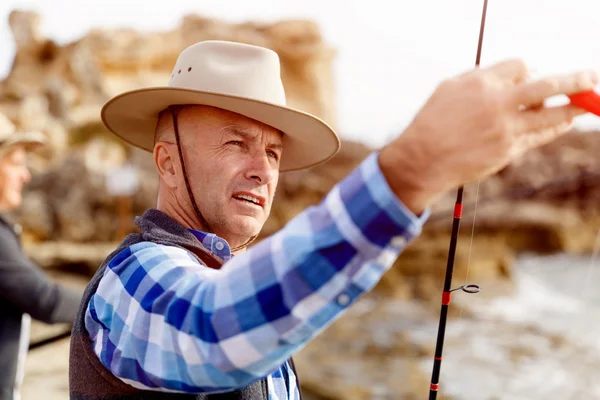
xmin=232 ymin=192 xmax=264 ymax=207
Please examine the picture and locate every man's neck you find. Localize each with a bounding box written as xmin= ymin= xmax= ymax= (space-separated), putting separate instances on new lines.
xmin=158 ymin=204 xmax=204 ymax=232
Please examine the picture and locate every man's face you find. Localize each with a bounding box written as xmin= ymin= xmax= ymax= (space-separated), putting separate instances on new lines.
xmin=0 ymin=146 xmax=31 ymax=211
xmin=169 ymin=106 xmax=282 ymax=244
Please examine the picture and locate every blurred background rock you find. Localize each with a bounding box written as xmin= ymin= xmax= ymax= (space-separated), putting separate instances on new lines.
xmin=2 ymin=8 xmax=600 ymax=400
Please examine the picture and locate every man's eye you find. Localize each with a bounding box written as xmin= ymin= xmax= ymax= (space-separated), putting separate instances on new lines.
xmin=227 ymin=141 xmax=243 ymax=146
xmin=267 ymin=150 xmax=279 ymax=160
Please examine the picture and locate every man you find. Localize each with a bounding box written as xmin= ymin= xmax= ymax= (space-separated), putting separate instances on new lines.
xmin=69 ymin=40 xmax=598 ymax=399
xmin=0 ymin=113 xmax=83 ymax=400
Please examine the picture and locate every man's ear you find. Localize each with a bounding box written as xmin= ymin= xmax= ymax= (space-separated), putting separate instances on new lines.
xmin=154 ymin=142 xmax=178 ymax=188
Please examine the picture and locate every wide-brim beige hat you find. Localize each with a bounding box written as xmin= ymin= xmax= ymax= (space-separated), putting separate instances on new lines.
xmin=101 ymin=40 xmax=341 ymax=172
xmin=0 ymin=112 xmax=47 ymax=157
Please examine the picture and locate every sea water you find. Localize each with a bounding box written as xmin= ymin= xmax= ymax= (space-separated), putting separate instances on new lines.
xmin=415 ymin=253 xmax=600 ymax=400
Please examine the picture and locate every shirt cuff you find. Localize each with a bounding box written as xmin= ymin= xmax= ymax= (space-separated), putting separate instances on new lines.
xmin=359 ymin=151 xmax=430 ymax=239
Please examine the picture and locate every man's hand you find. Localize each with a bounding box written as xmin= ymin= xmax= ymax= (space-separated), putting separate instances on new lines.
xmin=379 ymin=59 xmax=599 ymax=214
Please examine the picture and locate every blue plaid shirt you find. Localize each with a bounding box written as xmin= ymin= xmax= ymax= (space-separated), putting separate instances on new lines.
xmin=85 ymin=152 xmax=429 ymax=398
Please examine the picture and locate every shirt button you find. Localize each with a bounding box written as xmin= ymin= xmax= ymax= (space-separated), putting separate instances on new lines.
xmin=215 ymin=241 xmax=225 ymax=251
xmin=392 ymin=236 xmax=407 ymax=247
xmin=337 ymin=293 xmax=351 ymax=306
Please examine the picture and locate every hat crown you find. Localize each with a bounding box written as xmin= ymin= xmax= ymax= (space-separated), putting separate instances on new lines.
xmin=168 ymin=41 xmax=286 ymax=106
xmin=100 ymin=40 xmax=340 ymax=172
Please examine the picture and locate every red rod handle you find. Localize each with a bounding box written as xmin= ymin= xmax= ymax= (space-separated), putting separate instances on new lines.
xmin=569 ymin=90 xmax=600 ymax=116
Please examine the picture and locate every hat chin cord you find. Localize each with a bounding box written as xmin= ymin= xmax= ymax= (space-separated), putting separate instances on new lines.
xmin=169 ymin=106 xmax=257 ymax=253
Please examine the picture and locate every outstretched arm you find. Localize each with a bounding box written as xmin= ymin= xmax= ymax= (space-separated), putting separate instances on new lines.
xmin=86 ymin=152 xmax=427 ymax=393
xmin=86 ymin=59 xmax=598 ymax=394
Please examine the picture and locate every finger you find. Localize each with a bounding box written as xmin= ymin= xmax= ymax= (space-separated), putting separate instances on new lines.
xmin=517 ymin=103 xmax=584 ymax=135
xmin=510 ymin=70 xmax=599 ymax=107
xmin=514 ymin=120 xmax=573 ymax=154
xmin=480 ymin=59 xmax=529 ymax=83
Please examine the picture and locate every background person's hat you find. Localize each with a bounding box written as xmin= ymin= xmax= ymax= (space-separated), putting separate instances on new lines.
xmin=0 ymin=112 xmax=47 ymax=157
xmin=101 ymin=40 xmax=341 ymax=172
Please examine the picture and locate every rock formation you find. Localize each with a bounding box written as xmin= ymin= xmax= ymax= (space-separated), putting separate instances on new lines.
xmin=262 ymin=130 xmax=600 ymax=304
xmin=3 ymin=9 xmax=600 ymax=400
xmin=3 ymin=9 xmax=599 ymax=292
xmin=1 ymin=11 xmax=336 ymax=163
xmin=1 ymin=8 xmax=339 ymax=270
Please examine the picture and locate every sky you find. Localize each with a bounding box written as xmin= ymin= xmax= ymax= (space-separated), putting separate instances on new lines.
xmin=1 ymin=0 xmax=599 ymax=147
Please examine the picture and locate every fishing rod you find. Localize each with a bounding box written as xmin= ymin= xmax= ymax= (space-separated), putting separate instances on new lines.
xmin=29 ymin=327 xmax=72 ymax=350
xmin=428 ymin=0 xmax=488 ymax=398
xmin=427 ymin=1 xmax=600 ymax=395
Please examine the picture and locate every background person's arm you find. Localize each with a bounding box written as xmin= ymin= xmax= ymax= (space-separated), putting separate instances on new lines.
xmin=0 ymin=224 xmax=83 ymax=323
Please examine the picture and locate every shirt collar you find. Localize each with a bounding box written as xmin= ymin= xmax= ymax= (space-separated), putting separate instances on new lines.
xmin=187 ymin=229 xmax=232 ymax=262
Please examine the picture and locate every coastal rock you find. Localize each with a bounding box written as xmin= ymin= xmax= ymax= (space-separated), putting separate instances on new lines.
xmin=1 ymin=10 xmax=337 ymax=154
xmin=3 ymin=9 xmax=600 ymax=400
xmin=5 ymin=10 xmax=598 ymax=281
xmin=1 ymin=8 xmax=336 ymax=245
xmin=293 ymin=294 xmax=435 ymax=400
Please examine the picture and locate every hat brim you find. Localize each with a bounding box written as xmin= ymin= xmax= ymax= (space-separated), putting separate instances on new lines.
xmin=101 ymin=87 xmax=341 ymax=172
xmin=0 ymin=131 xmax=47 ymax=156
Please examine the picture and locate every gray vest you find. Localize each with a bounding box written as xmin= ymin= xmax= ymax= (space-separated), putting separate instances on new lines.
xmin=69 ymin=209 xmax=301 ymax=399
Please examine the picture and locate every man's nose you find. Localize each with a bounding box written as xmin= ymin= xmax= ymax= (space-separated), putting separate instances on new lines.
xmin=22 ymin=167 xmax=31 ymax=183
xmin=245 ymin=154 xmax=276 ymax=184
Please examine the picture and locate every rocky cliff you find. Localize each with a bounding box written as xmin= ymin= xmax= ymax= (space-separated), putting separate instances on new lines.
xmin=3 ymin=9 xmax=600 ymax=400
xmin=263 ymin=130 xmax=600 ymax=306
xmin=2 ymin=10 xmax=336 ymax=137
xmin=0 ymin=8 xmax=339 ymax=264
